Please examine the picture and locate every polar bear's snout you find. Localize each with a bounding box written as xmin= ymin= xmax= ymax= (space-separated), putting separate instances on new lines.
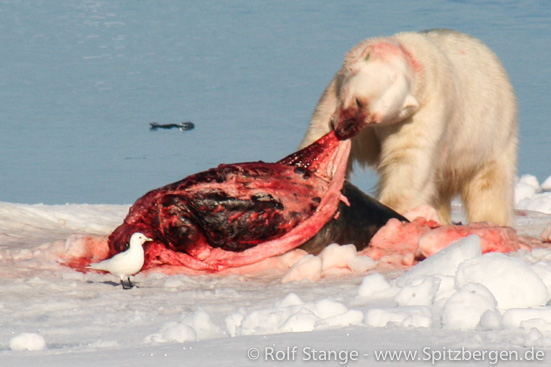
xmin=333 ymin=101 xmax=369 ymax=140
xmin=334 ymin=118 xmax=356 ymax=140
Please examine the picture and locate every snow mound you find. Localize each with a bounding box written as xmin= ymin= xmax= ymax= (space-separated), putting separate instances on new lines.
xmin=226 ymin=293 xmax=363 ymax=336
xmin=396 ymin=234 xmax=482 ymax=286
xmin=281 ymin=244 xmax=375 ymax=282
xmin=145 ymin=309 xmax=221 ymax=344
xmin=516 ymin=174 xmax=551 ymax=214
xmin=356 ymin=235 xmax=551 ymax=333
xmin=441 ymin=282 xmax=498 ymax=330
xmin=543 ymin=176 xmax=551 ymax=191
xmin=358 ymin=273 xmax=397 ymax=299
xmin=9 ymin=333 xmax=46 ymax=351
xmin=456 ymin=253 xmax=548 ymax=309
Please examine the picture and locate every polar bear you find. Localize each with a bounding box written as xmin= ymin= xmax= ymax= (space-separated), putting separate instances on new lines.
xmin=300 ymin=29 xmax=517 ymax=225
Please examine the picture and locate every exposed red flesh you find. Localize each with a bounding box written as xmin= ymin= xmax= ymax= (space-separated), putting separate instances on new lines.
xmin=106 ymin=131 xmax=351 ymax=271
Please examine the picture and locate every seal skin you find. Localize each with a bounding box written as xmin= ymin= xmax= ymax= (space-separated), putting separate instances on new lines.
xmin=299 ymin=181 xmax=407 ymax=254
xmin=107 ymin=131 xmax=405 ymax=271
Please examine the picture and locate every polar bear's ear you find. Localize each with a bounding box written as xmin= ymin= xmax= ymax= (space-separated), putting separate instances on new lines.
xmin=360 ymin=46 xmax=371 ymax=62
xmin=364 ymin=50 xmax=371 ymax=61
xmin=399 ymin=93 xmax=419 ymax=119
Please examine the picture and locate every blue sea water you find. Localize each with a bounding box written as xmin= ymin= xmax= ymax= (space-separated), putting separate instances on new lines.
xmin=0 ymin=0 xmax=549 ymax=205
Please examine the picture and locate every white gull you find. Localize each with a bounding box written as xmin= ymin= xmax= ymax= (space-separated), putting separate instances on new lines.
xmin=87 ymin=232 xmax=152 ymax=289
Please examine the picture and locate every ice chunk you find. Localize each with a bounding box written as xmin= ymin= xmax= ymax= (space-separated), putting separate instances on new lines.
xmin=279 ymin=308 xmax=317 ymax=332
xmin=441 ymin=283 xmax=498 ymax=330
xmin=532 ymin=262 xmax=551 ymax=297
xmin=230 ymin=294 xmax=362 ymax=336
xmin=144 ymin=309 xmax=219 ymax=343
xmin=276 ymin=293 xmax=304 ymax=308
xmin=225 ymin=310 xmax=245 ymax=337
xmin=236 ymin=294 xmax=307 ymax=335
xmin=517 ymin=193 xmax=551 ymax=214
xmin=358 ymin=273 xmax=397 ymax=299
xmin=281 ymin=244 xmax=377 ymax=282
xmin=281 ymin=254 xmax=322 ymax=283
xmin=312 ymin=298 xmax=363 ymax=328
xmin=394 ymin=276 xmax=441 ymax=306
xmin=313 ymin=299 xmax=349 ymax=319
xmin=397 ymin=235 xmax=482 ymax=287
xmin=515 ymin=174 xmax=541 ymax=204
xmin=347 ymin=255 xmax=377 ymax=273
xmin=479 ymin=309 xmax=502 ymax=330
xmin=319 ymin=243 xmax=357 ymax=271
xmin=518 ymin=174 xmax=541 ymax=190
xmin=456 ymin=253 xmax=548 ymax=309
xmin=9 ymin=333 xmax=46 ymax=351
xmin=542 ymin=175 xmax=551 ymax=191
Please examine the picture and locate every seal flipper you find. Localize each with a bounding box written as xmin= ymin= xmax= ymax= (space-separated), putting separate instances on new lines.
xmin=299 ymin=181 xmax=408 ymax=254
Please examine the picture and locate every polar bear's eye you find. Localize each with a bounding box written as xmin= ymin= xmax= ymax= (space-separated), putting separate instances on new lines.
xmin=364 ymin=51 xmax=371 ymax=61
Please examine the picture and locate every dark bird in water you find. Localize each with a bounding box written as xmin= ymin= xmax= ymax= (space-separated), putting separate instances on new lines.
xmin=149 ymin=122 xmax=195 ymax=131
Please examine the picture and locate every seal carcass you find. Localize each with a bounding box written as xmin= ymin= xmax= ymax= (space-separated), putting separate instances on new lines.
xmin=107 ymin=131 xmax=406 ymax=272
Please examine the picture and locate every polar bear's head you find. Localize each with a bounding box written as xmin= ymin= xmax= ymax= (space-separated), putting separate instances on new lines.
xmin=334 ymin=38 xmax=420 ymax=139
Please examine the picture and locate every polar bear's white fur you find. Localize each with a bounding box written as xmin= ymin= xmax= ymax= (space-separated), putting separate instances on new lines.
xmin=300 ymin=29 xmax=517 ymax=225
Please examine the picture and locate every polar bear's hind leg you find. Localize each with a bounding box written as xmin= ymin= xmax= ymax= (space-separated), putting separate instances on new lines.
xmin=461 ymin=160 xmax=515 ymax=226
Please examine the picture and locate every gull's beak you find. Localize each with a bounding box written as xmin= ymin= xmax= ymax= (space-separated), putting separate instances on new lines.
xmin=145 ymin=237 xmax=153 ymax=242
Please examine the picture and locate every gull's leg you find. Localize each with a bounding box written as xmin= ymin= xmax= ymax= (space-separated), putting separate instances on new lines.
xmin=121 ymin=277 xmax=133 ymax=290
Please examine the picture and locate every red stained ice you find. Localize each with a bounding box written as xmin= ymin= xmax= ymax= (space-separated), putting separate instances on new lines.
xmin=361 ymin=215 xmax=546 ymax=267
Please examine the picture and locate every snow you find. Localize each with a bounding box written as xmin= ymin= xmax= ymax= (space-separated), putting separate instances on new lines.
xmin=1 ymin=0 xmax=551 ymax=364
xmin=1 ymin=177 xmax=551 ymax=366
xmin=441 ymin=282 xmax=498 ymax=331
xmin=455 ymin=253 xmax=548 ymax=309
xmin=358 ymin=273 xmax=397 ymax=299
xmin=543 ymin=177 xmax=551 ymax=192
xmin=395 ymin=234 xmax=482 ymax=285
xmin=145 ymin=309 xmax=221 ymax=344
xmin=281 ymin=244 xmax=376 ymax=283
xmin=223 ymin=294 xmax=363 ymax=336
xmin=516 ymin=175 xmax=551 ymax=215
xmin=9 ymin=333 xmax=47 ymax=352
